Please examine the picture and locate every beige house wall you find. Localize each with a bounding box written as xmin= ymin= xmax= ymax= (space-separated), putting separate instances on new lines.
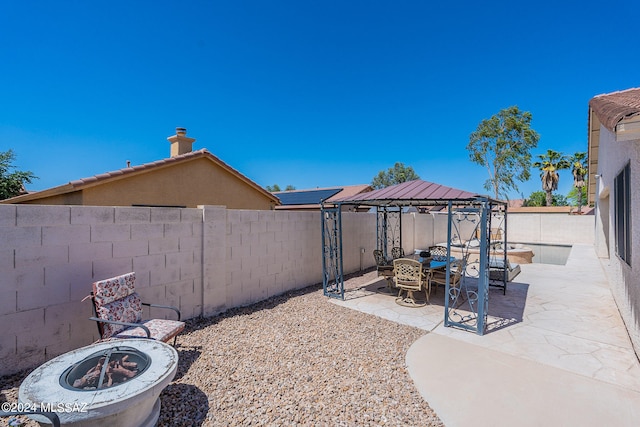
xmin=14 ymin=157 xmax=275 ymax=210
xmin=593 ymin=125 xmax=640 ymax=355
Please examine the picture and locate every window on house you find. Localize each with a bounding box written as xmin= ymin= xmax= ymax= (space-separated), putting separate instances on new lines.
xmin=614 ymin=163 xmax=631 ymax=265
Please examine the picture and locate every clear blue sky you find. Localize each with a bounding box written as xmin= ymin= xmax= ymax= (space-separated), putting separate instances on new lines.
xmin=2 ymin=1 xmax=638 ymax=200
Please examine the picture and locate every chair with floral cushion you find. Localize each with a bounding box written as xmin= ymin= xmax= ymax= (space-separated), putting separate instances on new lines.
xmin=87 ymin=272 xmax=185 ymax=345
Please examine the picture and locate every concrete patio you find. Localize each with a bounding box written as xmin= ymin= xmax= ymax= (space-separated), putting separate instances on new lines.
xmin=332 ymin=244 xmax=640 ymax=426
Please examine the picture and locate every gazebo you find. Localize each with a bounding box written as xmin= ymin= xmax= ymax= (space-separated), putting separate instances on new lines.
xmin=320 ymin=179 xmax=508 ymax=335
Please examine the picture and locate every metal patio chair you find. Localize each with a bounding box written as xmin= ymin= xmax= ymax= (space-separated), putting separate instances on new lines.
xmin=391 ymin=246 xmax=405 ymax=259
xmin=431 ymin=257 xmax=466 ymax=296
xmin=87 ymin=272 xmax=185 ymax=345
xmin=393 ymin=258 xmax=429 ymax=307
xmin=373 ymin=249 xmax=395 ymax=291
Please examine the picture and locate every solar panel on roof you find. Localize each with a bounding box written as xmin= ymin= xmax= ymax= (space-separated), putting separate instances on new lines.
xmin=275 ymin=188 xmax=342 ymax=205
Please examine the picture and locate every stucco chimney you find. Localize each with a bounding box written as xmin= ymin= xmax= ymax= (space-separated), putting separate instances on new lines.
xmin=167 ymin=127 xmax=196 ymax=157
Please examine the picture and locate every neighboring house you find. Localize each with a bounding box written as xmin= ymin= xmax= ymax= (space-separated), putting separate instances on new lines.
xmin=588 ymin=87 xmax=640 ymax=355
xmin=1 ymin=128 xmax=280 ymax=210
xmin=273 ymin=184 xmax=373 ymax=211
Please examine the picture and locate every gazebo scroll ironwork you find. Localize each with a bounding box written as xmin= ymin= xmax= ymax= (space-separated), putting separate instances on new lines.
xmin=320 ymin=180 xmax=508 ymax=336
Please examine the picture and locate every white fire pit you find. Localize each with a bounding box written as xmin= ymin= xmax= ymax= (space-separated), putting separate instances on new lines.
xmin=19 ymin=339 xmax=178 ymax=426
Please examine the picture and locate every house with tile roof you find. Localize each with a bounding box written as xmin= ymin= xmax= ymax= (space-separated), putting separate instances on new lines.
xmin=588 ymin=87 xmax=640 ymax=354
xmin=273 ymin=184 xmax=373 ymax=211
xmin=1 ymin=128 xmax=280 ymax=210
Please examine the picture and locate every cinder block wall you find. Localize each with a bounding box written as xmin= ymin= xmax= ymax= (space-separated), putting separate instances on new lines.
xmin=0 ymin=204 xmax=204 ymax=376
xmin=0 ymin=204 xmax=596 ymax=377
xmin=0 ymin=205 xmax=377 ymax=376
xmin=507 ymin=213 xmax=594 ymax=244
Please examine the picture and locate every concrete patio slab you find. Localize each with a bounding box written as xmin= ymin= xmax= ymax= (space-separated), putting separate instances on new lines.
xmin=407 ymin=333 xmax=640 ymax=427
xmin=332 ymin=244 xmax=640 ymax=425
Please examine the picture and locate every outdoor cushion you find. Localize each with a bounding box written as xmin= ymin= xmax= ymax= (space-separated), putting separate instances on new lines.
xmin=112 ymin=318 xmax=185 ymax=342
xmin=93 ymin=272 xmax=136 ymax=306
xmin=489 ymin=260 xmax=521 ymax=282
xmin=90 ymin=271 xmax=185 ymax=344
xmin=94 ymin=292 xmax=144 ymax=338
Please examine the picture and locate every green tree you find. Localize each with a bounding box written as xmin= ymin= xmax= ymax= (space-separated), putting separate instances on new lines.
xmin=371 ymin=162 xmax=419 ymax=190
xmin=266 ymin=184 xmax=296 ymax=192
xmin=568 ymin=151 xmax=588 ymax=213
xmin=467 ymin=106 xmax=540 ymax=200
xmin=523 ymin=191 xmax=568 ymax=207
xmin=567 ymin=185 xmax=588 ymax=210
xmin=0 ymin=150 xmax=37 ymax=200
xmin=532 ymin=149 xmax=570 ymax=206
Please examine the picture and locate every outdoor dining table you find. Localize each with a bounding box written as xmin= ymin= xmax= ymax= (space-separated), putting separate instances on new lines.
xmin=407 ymin=254 xmax=450 ymax=272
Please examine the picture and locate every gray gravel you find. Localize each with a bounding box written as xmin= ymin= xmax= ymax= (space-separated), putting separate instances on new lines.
xmin=1 ymin=269 xmax=443 ymax=426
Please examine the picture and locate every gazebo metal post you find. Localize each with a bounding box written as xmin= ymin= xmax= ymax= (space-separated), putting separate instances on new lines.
xmin=444 ymin=201 xmax=453 ymax=326
xmin=321 ymin=203 xmax=344 ymax=299
xmin=501 ymin=206 xmax=508 ymax=293
xmin=476 ymin=198 xmax=489 ymax=335
xmin=376 ymin=206 xmax=402 ymax=260
xmin=444 ymin=198 xmax=490 ymax=335
xmin=376 ymin=206 xmax=388 ymax=258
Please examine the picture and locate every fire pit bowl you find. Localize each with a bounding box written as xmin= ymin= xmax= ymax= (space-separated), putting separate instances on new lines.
xmin=19 ymin=339 xmax=178 ymax=426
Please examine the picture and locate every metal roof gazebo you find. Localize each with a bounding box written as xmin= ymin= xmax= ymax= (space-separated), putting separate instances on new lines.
xmin=320 ymin=179 xmax=508 ymax=335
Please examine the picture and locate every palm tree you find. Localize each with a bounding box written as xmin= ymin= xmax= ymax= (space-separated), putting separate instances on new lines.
xmin=532 ymin=149 xmax=569 ymax=206
xmin=569 ymin=152 xmax=588 ymax=213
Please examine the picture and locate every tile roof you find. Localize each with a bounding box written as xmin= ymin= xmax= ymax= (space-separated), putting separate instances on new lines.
xmin=3 ymin=149 xmax=279 ymax=204
xmin=589 ymin=87 xmax=640 ymax=132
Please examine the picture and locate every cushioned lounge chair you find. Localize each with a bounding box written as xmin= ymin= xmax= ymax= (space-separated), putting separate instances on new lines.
xmin=88 ymin=272 xmax=185 ymax=345
xmin=488 ymin=258 xmax=520 ymax=294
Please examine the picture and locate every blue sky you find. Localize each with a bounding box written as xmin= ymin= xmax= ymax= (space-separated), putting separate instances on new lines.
xmin=1 ymin=1 xmax=638 ymax=200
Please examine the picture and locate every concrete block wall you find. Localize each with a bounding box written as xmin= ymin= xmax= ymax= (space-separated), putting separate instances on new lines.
xmin=508 ymin=213 xmax=594 ymax=244
xmin=0 ymin=204 xmax=596 ymax=377
xmin=0 ymin=204 xmax=203 ymax=376
xmin=224 ymin=209 xmax=323 ymax=311
xmin=0 ymin=205 xmax=376 ymax=376
xmin=430 ymin=211 xmax=595 ymax=246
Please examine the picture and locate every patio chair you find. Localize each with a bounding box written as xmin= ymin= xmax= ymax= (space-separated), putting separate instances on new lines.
xmin=391 ymin=246 xmax=405 ymax=259
xmin=87 ymin=272 xmax=185 ymax=345
xmin=373 ymin=249 xmax=395 ymax=291
xmin=488 ymin=258 xmax=520 ymax=295
xmin=393 ymin=258 xmax=429 ymax=307
xmin=429 ymin=245 xmax=448 ymax=262
xmin=431 ymin=257 xmax=466 ymax=296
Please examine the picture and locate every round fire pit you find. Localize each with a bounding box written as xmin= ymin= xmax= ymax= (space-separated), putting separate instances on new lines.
xmin=60 ymin=346 xmax=151 ymax=391
xmin=19 ymin=339 xmax=178 ymax=427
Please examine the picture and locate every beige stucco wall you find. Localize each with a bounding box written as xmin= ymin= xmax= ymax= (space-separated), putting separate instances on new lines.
xmin=593 ymin=125 xmax=640 ymax=355
xmin=16 ymin=157 xmax=275 ymax=210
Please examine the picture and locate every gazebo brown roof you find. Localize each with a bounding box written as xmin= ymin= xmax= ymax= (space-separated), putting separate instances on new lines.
xmin=332 ymin=179 xmax=503 ymax=207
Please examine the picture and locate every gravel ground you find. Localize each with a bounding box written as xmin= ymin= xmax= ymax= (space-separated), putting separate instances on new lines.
xmin=1 ymin=269 xmax=443 ymax=426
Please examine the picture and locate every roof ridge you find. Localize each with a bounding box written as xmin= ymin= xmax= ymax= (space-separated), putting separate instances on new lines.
xmin=593 ymin=87 xmax=640 ymax=98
